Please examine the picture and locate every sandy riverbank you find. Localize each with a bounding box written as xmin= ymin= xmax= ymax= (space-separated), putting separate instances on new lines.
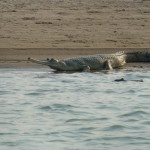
xmin=1 ymin=0 xmax=150 ymax=48
xmin=0 ymin=48 xmax=149 ymax=68
xmin=0 ymin=0 xmax=150 ymax=68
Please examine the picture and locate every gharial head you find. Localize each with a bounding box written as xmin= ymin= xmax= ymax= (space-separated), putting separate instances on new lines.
xmin=126 ymin=51 xmax=150 ymax=62
xmin=46 ymin=58 xmax=66 ymax=70
xmin=46 ymin=58 xmax=59 ymax=66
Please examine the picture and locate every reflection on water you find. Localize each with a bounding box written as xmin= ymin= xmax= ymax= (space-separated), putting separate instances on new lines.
xmin=0 ymin=68 xmax=150 ymax=150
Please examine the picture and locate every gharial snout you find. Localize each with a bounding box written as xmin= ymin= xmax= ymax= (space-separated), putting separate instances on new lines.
xmin=27 ymin=57 xmax=50 ymax=65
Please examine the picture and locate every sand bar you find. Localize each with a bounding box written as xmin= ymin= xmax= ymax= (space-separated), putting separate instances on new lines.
xmin=0 ymin=0 xmax=150 ymax=68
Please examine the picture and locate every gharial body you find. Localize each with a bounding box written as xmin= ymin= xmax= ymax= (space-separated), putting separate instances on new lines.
xmin=28 ymin=51 xmax=150 ymax=71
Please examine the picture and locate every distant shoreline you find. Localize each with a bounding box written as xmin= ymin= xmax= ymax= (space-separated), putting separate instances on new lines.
xmin=0 ymin=48 xmax=149 ymax=68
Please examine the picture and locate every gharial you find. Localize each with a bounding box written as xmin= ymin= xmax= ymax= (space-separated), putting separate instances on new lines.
xmin=28 ymin=51 xmax=150 ymax=71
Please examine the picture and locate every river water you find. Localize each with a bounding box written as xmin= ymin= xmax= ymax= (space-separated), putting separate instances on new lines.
xmin=0 ymin=67 xmax=150 ymax=150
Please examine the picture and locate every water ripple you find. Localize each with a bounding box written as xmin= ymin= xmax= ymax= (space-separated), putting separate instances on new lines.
xmin=39 ymin=106 xmax=52 ymax=111
xmin=101 ymin=136 xmax=150 ymax=142
xmin=0 ymin=68 xmax=150 ymax=150
xmin=119 ymin=110 xmax=148 ymax=117
xmin=104 ymin=125 xmax=126 ymax=131
xmin=52 ymin=103 xmax=75 ymax=110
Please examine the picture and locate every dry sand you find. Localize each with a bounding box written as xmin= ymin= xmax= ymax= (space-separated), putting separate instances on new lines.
xmin=0 ymin=0 xmax=150 ymax=68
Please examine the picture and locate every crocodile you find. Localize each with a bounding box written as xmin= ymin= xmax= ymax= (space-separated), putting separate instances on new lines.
xmin=28 ymin=51 xmax=150 ymax=71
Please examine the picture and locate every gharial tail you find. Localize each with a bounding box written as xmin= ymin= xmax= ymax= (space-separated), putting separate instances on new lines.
xmin=28 ymin=57 xmax=49 ymax=65
xmin=125 ymin=51 xmax=150 ymax=62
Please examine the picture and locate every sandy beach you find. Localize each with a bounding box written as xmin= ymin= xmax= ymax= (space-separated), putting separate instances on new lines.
xmin=0 ymin=0 xmax=150 ymax=68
